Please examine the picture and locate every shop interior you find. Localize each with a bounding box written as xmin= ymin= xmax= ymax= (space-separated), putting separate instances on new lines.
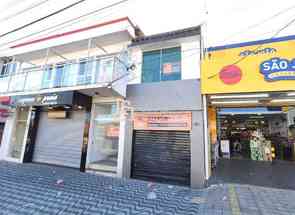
xmin=216 ymin=107 xmax=295 ymax=162
xmin=208 ymin=93 xmax=295 ymax=189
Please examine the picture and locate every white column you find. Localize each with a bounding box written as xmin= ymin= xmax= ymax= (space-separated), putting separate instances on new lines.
xmin=117 ymin=105 xmax=133 ymax=178
xmin=0 ymin=111 xmax=16 ymax=160
xmin=203 ymin=95 xmax=210 ymax=180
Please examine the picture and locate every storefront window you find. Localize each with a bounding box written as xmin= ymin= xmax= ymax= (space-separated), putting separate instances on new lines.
xmin=9 ymin=107 xmax=30 ymax=160
xmin=87 ymin=102 xmax=120 ymax=173
xmin=215 ymin=107 xmax=295 ymax=162
xmin=142 ymin=47 xmax=181 ymax=83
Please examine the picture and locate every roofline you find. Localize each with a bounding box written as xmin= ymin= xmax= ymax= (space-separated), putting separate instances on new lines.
xmin=207 ymin=34 xmax=295 ymax=52
xmin=129 ymin=26 xmax=201 ymax=47
xmin=11 ymin=17 xmax=136 ymax=49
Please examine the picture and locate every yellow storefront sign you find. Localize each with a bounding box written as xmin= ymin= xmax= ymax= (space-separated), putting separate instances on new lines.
xmin=201 ymin=37 xmax=295 ymax=94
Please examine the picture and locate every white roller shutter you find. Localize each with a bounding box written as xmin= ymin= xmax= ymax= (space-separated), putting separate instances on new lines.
xmin=33 ymin=110 xmax=85 ymax=168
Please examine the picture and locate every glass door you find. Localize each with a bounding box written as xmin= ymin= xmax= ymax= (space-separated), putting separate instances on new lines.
xmin=54 ymin=63 xmax=65 ymax=87
xmin=8 ymin=107 xmax=30 ymax=161
xmin=87 ymin=102 xmax=120 ymax=173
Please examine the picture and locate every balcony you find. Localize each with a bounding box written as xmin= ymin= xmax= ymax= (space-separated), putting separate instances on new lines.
xmin=0 ymin=54 xmax=129 ymax=97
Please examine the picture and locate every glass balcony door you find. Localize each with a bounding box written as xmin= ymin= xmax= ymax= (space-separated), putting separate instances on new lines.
xmin=77 ymin=59 xmax=94 ymax=85
xmin=54 ymin=63 xmax=65 ymax=88
xmin=42 ymin=65 xmax=54 ymax=89
xmin=87 ymin=102 xmax=120 ymax=173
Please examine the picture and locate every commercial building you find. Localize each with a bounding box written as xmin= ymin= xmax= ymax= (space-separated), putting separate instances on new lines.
xmin=0 ymin=19 xmax=206 ymax=188
xmin=202 ymin=35 xmax=295 ymax=185
xmin=0 ymin=17 xmax=138 ymax=174
xmin=126 ymin=27 xmax=205 ymax=187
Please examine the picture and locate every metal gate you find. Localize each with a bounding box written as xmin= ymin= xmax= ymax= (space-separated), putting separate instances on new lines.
xmin=32 ymin=110 xmax=85 ymax=168
xmin=131 ymin=130 xmax=191 ymax=185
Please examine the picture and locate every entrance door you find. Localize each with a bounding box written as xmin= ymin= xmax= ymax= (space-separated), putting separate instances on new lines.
xmin=87 ymin=102 xmax=120 ymax=173
xmin=210 ymin=106 xmax=295 ymax=189
xmin=132 ymin=130 xmax=191 ymax=186
xmin=8 ymin=107 xmax=31 ymax=162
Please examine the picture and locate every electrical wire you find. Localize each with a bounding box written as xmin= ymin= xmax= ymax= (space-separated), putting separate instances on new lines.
xmin=28 ymin=4 xmax=119 ymax=44
xmin=0 ymin=0 xmax=130 ymax=49
xmin=207 ymin=16 xmax=295 ymax=79
xmin=218 ymin=4 xmax=295 ymax=44
xmin=0 ymin=0 xmax=87 ymax=38
xmin=0 ymin=0 xmax=51 ymax=23
xmin=109 ymin=47 xmax=202 ymax=85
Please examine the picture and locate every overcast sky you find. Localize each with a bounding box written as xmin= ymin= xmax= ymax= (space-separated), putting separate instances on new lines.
xmin=0 ymin=0 xmax=295 ymax=50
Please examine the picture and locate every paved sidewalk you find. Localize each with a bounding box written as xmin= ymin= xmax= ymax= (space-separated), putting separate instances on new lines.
xmin=0 ymin=161 xmax=201 ymax=215
xmin=200 ymin=183 xmax=295 ymax=215
xmin=1 ymin=161 xmax=295 ymax=214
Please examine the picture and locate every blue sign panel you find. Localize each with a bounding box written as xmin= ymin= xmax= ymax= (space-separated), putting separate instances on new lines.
xmin=260 ymin=57 xmax=295 ymax=81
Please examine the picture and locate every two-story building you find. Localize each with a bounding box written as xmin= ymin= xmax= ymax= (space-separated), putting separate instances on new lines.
xmin=0 ymin=18 xmax=206 ymax=188
xmin=126 ymin=26 xmax=206 ymax=188
xmin=0 ymin=17 xmax=138 ymax=176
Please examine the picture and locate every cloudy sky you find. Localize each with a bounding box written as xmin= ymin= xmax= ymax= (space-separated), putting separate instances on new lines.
xmin=0 ymin=0 xmax=295 ymax=50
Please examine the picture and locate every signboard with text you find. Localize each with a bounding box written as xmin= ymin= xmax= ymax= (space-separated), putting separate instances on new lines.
xmin=133 ymin=112 xmax=192 ymax=131
xmin=12 ymin=92 xmax=74 ymax=107
xmin=202 ymin=36 xmax=295 ymax=94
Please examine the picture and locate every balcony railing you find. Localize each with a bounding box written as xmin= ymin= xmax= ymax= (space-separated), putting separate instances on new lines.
xmin=0 ymin=54 xmax=128 ymax=94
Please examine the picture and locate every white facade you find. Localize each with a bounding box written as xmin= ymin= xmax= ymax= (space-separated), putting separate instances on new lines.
xmin=0 ymin=19 xmax=203 ymax=187
xmin=0 ymin=17 xmax=137 ymax=174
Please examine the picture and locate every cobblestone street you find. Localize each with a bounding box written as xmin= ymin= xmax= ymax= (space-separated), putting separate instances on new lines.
xmin=1 ymin=161 xmax=295 ymax=215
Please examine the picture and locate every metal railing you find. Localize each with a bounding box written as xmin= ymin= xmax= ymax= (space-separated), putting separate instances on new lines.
xmin=0 ymin=54 xmax=128 ymax=94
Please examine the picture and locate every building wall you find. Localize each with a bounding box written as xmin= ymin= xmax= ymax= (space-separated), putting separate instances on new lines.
xmin=0 ymin=114 xmax=15 ymax=160
xmin=125 ymin=79 xmax=206 ymax=188
xmin=2 ymin=18 xmax=135 ymax=57
xmin=191 ymin=111 xmax=206 ymax=188
xmin=25 ymin=41 xmax=130 ymax=65
xmin=181 ymin=40 xmax=201 ymax=79
xmin=128 ymin=36 xmax=201 ymax=84
xmin=126 ymin=79 xmax=203 ymax=111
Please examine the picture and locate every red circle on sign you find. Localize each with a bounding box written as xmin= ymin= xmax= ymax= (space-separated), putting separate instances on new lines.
xmin=219 ymin=65 xmax=242 ymax=85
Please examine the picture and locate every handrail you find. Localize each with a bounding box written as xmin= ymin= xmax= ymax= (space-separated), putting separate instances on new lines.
xmin=0 ymin=53 xmax=128 ymax=94
xmin=0 ymin=54 xmax=117 ymax=78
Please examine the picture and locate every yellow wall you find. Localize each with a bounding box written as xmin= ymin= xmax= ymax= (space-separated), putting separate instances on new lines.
xmin=202 ymin=39 xmax=295 ymax=94
xmin=208 ymin=107 xmax=217 ymax=144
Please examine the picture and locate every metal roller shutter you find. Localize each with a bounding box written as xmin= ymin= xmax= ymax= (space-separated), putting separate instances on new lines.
xmin=33 ymin=110 xmax=85 ymax=168
xmin=132 ymin=130 xmax=191 ymax=186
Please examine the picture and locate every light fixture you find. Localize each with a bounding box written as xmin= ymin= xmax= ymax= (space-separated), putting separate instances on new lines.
xmin=211 ymin=100 xmax=259 ymax=105
xmin=77 ymin=105 xmax=83 ymax=109
xmin=287 ymin=92 xmax=295 ymax=96
xmin=271 ymin=98 xmax=295 ymax=103
xmin=210 ymin=93 xmax=269 ymax=99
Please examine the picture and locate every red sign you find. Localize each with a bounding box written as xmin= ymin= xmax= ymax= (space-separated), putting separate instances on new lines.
xmin=0 ymin=96 xmax=10 ymax=105
xmin=106 ymin=126 xmax=120 ymax=137
xmin=163 ymin=63 xmax=173 ymax=74
xmin=0 ymin=109 xmax=9 ymax=118
xmin=219 ymin=65 xmax=242 ymax=85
